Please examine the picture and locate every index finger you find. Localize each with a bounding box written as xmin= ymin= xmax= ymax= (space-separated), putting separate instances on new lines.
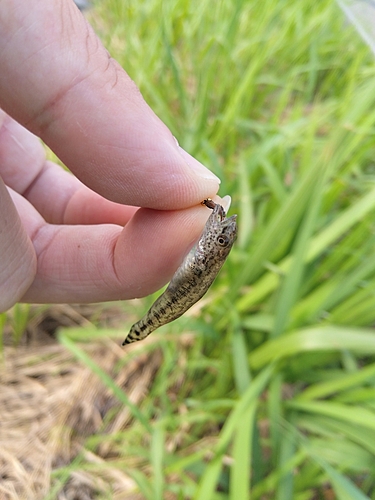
xmin=0 ymin=0 xmax=220 ymax=209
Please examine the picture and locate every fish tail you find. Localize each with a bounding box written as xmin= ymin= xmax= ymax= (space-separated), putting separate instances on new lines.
xmin=122 ymin=305 xmax=162 ymax=345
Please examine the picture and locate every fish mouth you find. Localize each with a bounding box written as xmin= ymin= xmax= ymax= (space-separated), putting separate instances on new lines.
xmin=210 ymin=202 xmax=237 ymax=230
xmin=213 ymin=203 xmax=226 ymax=218
xmin=221 ymin=215 xmax=238 ymax=243
xmin=221 ymin=214 xmax=237 ymax=226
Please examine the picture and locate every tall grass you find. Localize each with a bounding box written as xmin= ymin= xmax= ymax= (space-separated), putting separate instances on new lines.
xmin=19 ymin=0 xmax=375 ymax=497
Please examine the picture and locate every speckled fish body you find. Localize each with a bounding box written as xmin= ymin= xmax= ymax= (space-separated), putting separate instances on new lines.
xmin=122 ymin=201 xmax=237 ymax=345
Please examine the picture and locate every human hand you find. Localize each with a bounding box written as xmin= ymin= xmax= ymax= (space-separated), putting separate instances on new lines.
xmin=0 ymin=0 xmax=221 ymax=312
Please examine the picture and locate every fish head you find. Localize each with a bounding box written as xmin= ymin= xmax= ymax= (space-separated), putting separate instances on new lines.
xmin=200 ymin=203 xmax=238 ymax=259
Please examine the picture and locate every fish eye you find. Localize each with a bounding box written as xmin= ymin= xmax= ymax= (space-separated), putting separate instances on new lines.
xmin=217 ymin=234 xmax=229 ymax=246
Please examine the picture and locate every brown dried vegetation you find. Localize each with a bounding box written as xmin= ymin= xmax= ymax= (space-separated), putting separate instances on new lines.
xmin=0 ymin=305 xmax=164 ymax=500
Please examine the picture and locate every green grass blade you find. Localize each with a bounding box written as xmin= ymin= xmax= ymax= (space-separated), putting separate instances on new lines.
xmin=275 ymin=430 xmax=296 ymax=500
xmin=238 ymin=185 xmax=375 ymax=311
xmin=289 ymin=400 xmax=375 ymax=432
xmin=312 ymin=457 xmax=370 ymax=500
xmin=297 ymin=414 xmax=375 ymax=455
xmin=151 ymin=421 xmax=166 ymax=500
xmin=249 ymin=326 xmax=375 ymax=369
xmin=251 ymin=451 xmax=307 ymax=500
xmin=231 ymin=310 xmax=252 ymax=394
xmin=193 ymin=364 xmax=274 ymax=500
xmin=229 ymin=403 xmax=255 ymax=500
xmin=297 ymin=362 xmax=375 ymax=401
xmin=233 ymin=160 xmax=324 ymax=291
xmin=237 ymin=157 xmax=254 ymax=250
xmin=272 ymin=166 xmax=325 ymax=338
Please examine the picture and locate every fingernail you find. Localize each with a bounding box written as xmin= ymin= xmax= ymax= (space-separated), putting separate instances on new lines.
xmin=220 ymin=195 xmax=232 ymax=212
xmin=178 ymin=147 xmax=221 ymax=183
xmin=211 ymin=195 xmax=231 ymax=212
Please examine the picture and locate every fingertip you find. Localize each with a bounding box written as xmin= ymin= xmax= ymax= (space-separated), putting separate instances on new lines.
xmin=114 ymin=204 xmax=212 ymax=296
xmin=177 ymin=146 xmax=221 ymax=185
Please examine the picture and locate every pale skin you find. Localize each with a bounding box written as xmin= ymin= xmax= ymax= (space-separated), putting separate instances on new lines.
xmin=0 ymin=0 xmax=222 ymax=313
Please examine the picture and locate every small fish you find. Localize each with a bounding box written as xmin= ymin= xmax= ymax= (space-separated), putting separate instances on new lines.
xmin=122 ymin=199 xmax=237 ymax=345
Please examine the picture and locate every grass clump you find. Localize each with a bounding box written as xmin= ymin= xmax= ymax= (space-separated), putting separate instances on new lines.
xmin=3 ymin=0 xmax=375 ymax=498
